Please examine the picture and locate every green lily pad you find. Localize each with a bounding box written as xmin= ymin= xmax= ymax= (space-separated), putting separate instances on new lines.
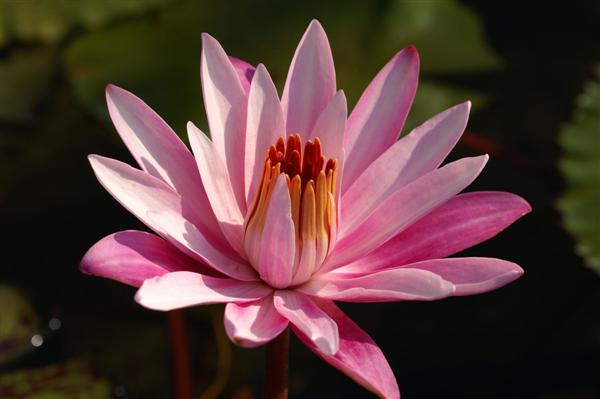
xmin=63 ymin=0 xmax=211 ymax=135
xmin=0 ymin=359 xmax=111 ymax=398
xmin=0 ymin=0 xmax=170 ymax=46
xmin=383 ymin=0 xmax=503 ymax=73
xmin=0 ymin=48 xmax=55 ymax=122
xmin=558 ymin=68 xmax=600 ymax=274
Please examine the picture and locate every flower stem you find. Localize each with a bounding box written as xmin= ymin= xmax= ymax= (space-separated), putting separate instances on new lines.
xmin=167 ymin=309 xmax=193 ymax=399
xmin=265 ymin=328 xmax=290 ymax=399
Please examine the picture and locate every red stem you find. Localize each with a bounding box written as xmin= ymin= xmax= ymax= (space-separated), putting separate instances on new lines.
xmin=265 ymin=328 xmax=290 ymax=399
xmin=167 ymin=309 xmax=193 ymax=399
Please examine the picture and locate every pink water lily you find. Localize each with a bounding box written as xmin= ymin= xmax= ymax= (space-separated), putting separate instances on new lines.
xmin=81 ymin=20 xmax=530 ymax=398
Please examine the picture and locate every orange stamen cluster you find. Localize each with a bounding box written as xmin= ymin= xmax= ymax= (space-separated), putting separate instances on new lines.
xmin=266 ymin=134 xmax=336 ymax=193
xmin=246 ymin=134 xmax=338 ymax=281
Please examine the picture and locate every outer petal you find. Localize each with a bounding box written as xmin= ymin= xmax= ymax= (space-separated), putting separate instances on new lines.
xmin=336 ymin=192 xmax=531 ymax=275
xmin=273 ymin=291 xmax=339 ymax=355
xmin=299 ymin=268 xmax=454 ymax=302
xmin=342 ymin=102 xmax=471 ymax=232
xmin=244 ymin=64 xmax=285 ymax=205
xmin=80 ymin=230 xmax=202 ymax=287
xmin=135 ymin=271 xmax=271 ymax=311
xmin=201 ymin=33 xmax=248 ymax=212
xmin=293 ymin=300 xmax=399 ymax=399
xmin=229 ymin=56 xmax=255 ymax=94
xmin=224 ymin=294 xmax=288 ymax=348
xmin=146 ymin=209 xmax=256 ymax=281
xmin=398 ymin=257 xmax=524 ymax=296
xmin=257 ymin=175 xmax=296 ymax=288
xmin=105 ymin=85 xmax=223 ymax=242
xmin=187 ymin=123 xmax=245 ymax=254
xmin=88 ymin=155 xmax=255 ymax=281
xmin=282 ymin=19 xmax=336 ymax=138
xmin=342 ymin=46 xmax=419 ymax=192
xmin=327 ymin=155 xmax=489 ymax=269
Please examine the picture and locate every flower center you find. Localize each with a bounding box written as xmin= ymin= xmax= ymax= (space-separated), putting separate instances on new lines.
xmin=245 ymin=134 xmax=338 ymax=285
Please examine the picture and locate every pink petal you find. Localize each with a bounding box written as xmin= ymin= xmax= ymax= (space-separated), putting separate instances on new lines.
xmin=335 ymin=192 xmax=531 ymax=275
xmin=327 ymin=155 xmax=489 ymax=269
xmin=293 ymin=299 xmax=399 ymax=399
xmin=342 ymin=102 xmax=471 ymax=232
xmin=81 ymin=230 xmax=203 ymax=287
xmin=307 ymin=90 xmax=347 ymax=163
xmin=135 ymin=271 xmax=271 ymax=311
xmin=224 ymin=294 xmax=288 ymax=348
xmin=146 ymin=209 xmax=257 ymax=281
xmin=105 ymin=85 xmax=223 ymax=243
xmin=299 ymin=268 xmax=454 ymax=302
xmin=256 ymin=175 xmax=296 ymax=288
xmin=273 ymin=290 xmax=339 ymax=355
xmin=398 ymin=257 xmax=524 ymax=296
xmin=229 ymin=56 xmax=255 ymax=94
xmin=88 ymin=155 xmax=255 ymax=281
xmin=307 ymin=90 xmax=347 ymax=214
xmin=282 ymin=19 xmax=336 ymax=138
xmin=187 ymin=122 xmax=245 ymax=254
xmin=201 ymin=33 xmax=248 ymax=213
xmin=342 ymin=46 xmax=420 ymax=192
xmin=244 ymin=64 xmax=285 ymax=205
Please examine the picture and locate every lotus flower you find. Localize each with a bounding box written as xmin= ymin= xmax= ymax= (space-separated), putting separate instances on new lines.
xmin=81 ymin=20 xmax=530 ymax=398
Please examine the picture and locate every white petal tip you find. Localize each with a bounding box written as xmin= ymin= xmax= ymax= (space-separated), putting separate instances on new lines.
xmin=105 ymin=83 xmax=118 ymax=94
xmin=308 ymin=19 xmax=324 ymax=30
xmin=201 ymin=32 xmax=213 ymax=43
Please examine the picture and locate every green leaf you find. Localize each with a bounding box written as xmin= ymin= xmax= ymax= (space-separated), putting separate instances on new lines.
xmin=0 ymin=0 xmax=170 ymax=45
xmin=383 ymin=0 xmax=503 ymax=73
xmin=558 ymin=68 xmax=600 ymax=274
xmin=0 ymin=48 xmax=55 ymax=122
xmin=63 ymin=1 xmax=213 ymax=135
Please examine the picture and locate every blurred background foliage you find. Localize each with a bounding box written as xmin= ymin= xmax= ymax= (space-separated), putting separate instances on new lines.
xmin=0 ymin=0 xmax=599 ymax=398
xmin=558 ymin=68 xmax=600 ymax=275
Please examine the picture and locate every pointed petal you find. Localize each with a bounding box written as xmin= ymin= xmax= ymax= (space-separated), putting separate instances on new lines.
xmin=293 ymin=300 xmax=399 ymax=399
xmin=81 ymin=230 xmax=203 ymax=287
xmin=135 ymin=271 xmax=271 ymax=311
xmin=88 ymin=155 xmax=255 ymax=281
xmin=342 ymin=102 xmax=471 ymax=232
xmin=300 ymin=268 xmax=454 ymax=302
xmin=201 ymin=33 xmax=248 ymax=212
xmin=342 ymin=46 xmax=419 ymax=192
xmin=187 ymin=122 xmax=245 ymax=254
xmin=336 ymin=192 xmax=531 ymax=275
xmin=397 ymin=257 xmax=524 ymax=296
xmin=224 ymin=294 xmax=288 ymax=348
xmin=282 ymin=19 xmax=336 ymax=138
xmin=245 ymin=64 xmax=285 ymax=205
xmin=105 ymin=85 xmax=223 ymax=242
xmin=88 ymin=154 xmax=196 ymax=230
xmin=308 ymin=90 xmax=347 ymax=215
xmin=307 ymin=90 xmax=347 ymax=163
xmin=273 ymin=290 xmax=339 ymax=355
xmin=146 ymin=209 xmax=257 ymax=281
xmin=257 ymin=175 xmax=296 ymax=288
xmin=327 ymin=155 xmax=489 ymax=269
xmin=229 ymin=56 xmax=255 ymax=94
